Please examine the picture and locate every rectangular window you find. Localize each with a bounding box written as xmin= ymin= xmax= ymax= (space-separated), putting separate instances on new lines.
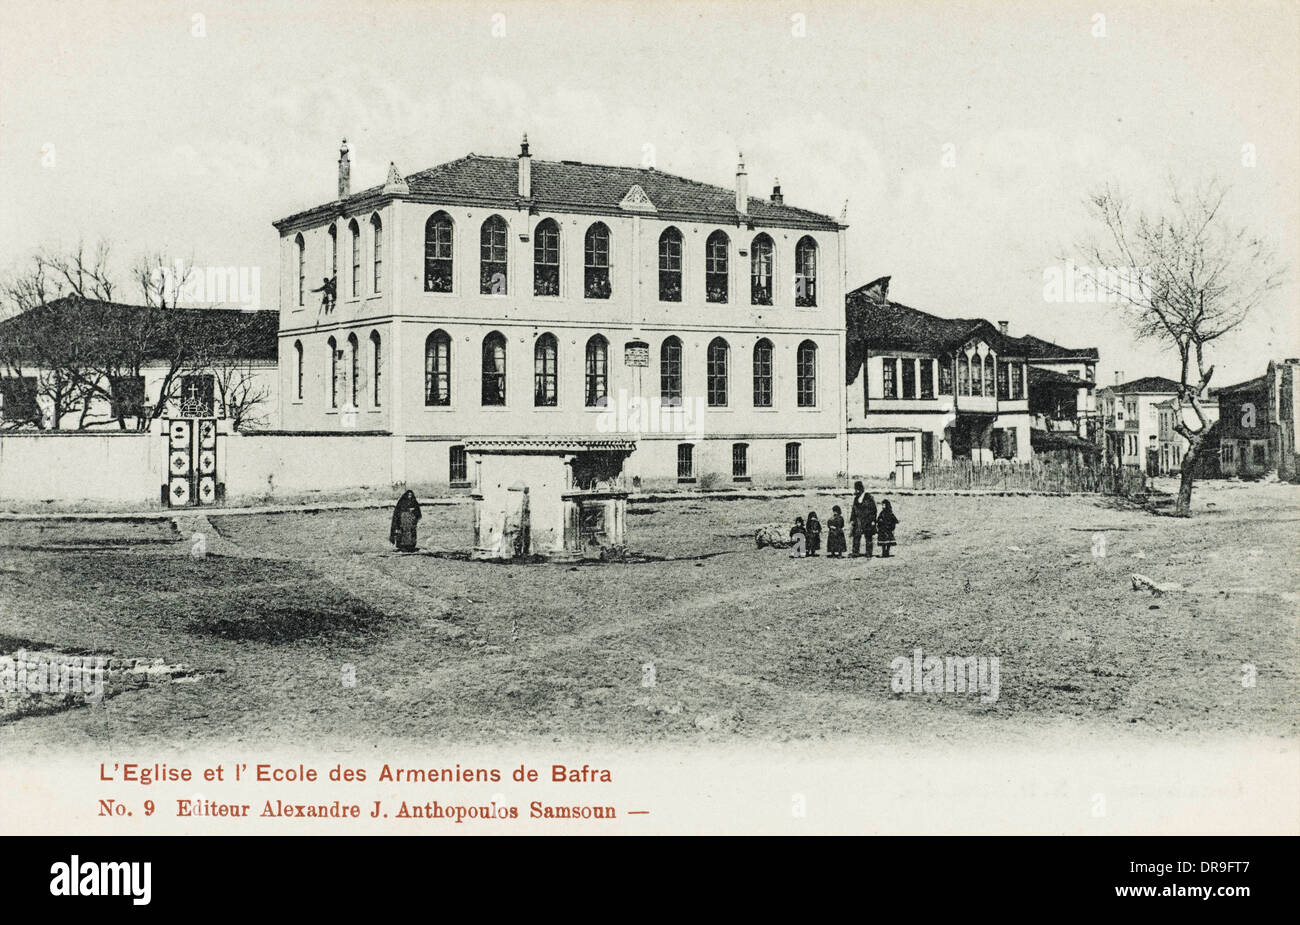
xmin=901 ymin=358 xmax=916 ymax=399
xmin=1252 ymin=443 xmax=1267 ymax=465
xmin=677 ymin=443 xmax=694 ymax=481
xmin=449 ymin=445 xmax=467 ymax=485
xmin=1009 ymin=363 xmax=1023 ymax=400
xmin=732 ymin=443 xmax=749 ymax=480
xmin=882 ymin=358 xmax=897 ymax=399
xmin=938 ymin=361 xmax=953 ymax=395
xmin=997 ymin=362 xmax=1009 ymax=400
xmin=0 ymin=377 xmax=39 ymax=425
xmin=920 ymin=359 xmax=935 ymax=399
xmin=785 ymin=442 xmax=802 ymax=478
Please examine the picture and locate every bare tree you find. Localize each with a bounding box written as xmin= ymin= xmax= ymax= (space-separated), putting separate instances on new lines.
xmin=1080 ymin=178 xmax=1285 ymax=514
xmin=211 ymin=357 xmax=272 ymax=431
xmin=0 ymin=245 xmax=110 ymax=429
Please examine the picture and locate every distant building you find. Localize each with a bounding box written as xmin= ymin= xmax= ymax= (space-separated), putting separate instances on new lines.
xmin=0 ymin=298 xmax=279 ymax=430
xmin=1216 ymin=359 xmax=1300 ymax=480
xmin=1098 ymin=375 xmax=1219 ymax=474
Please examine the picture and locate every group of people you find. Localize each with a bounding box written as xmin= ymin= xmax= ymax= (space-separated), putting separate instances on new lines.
xmin=789 ymin=483 xmax=898 ymax=559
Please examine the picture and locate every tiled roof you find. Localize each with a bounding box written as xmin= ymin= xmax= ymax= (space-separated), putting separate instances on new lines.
xmin=845 ymin=278 xmax=1018 ymax=383
xmin=1213 ymin=374 xmax=1268 ymax=395
xmin=1105 ymin=376 xmax=1184 ymax=394
xmin=0 ymin=298 xmax=279 ymax=362
xmin=1009 ymin=334 xmax=1099 ymax=361
xmin=275 ymin=154 xmax=842 ymax=232
xmin=1028 ymin=365 xmax=1093 ymax=388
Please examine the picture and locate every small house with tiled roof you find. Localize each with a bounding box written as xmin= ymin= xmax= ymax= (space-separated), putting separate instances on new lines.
xmin=0 ymin=297 xmax=279 ymax=430
xmin=273 ymin=138 xmax=848 ymax=488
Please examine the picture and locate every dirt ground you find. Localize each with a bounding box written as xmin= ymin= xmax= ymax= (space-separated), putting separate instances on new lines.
xmin=0 ymin=480 xmax=1296 ymax=752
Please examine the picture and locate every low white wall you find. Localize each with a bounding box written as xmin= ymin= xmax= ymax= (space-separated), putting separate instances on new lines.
xmin=221 ymin=433 xmax=395 ymax=500
xmin=0 ymin=432 xmax=162 ymax=504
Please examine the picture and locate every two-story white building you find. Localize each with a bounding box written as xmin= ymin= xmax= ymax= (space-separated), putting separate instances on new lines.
xmin=1095 ymin=375 xmax=1215 ymax=473
xmin=271 ymin=139 xmax=848 ymax=489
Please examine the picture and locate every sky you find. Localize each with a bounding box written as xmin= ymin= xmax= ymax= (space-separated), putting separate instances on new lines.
xmin=1 ymin=0 xmax=1297 ymax=387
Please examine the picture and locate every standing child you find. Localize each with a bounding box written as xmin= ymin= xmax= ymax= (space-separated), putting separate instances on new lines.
xmin=789 ymin=516 xmax=807 ymax=558
xmin=826 ymin=506 xmax=847 ymax=558
xmin=805 ymin=511 xmax=822 ymax=556
xmin=876 ymin=499 xmax=899 ymax=557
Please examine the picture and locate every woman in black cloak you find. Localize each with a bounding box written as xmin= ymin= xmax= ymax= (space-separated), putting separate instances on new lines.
xmin=390 ymin=490 xmax=422 ymax=552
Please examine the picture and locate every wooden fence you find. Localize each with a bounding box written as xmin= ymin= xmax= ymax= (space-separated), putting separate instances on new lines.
xmin=914 ymin=459 xmax=1147 ymax=495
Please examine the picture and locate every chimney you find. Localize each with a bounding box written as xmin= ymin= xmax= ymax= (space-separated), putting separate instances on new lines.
xmin=517 ymin=133 xmax=532 ymax=199
xmin=735 ymin=153 xmax=748 ymax=215
xmin=1115 ymin=370 xmax=1124 ymax=385
xmin=998 ymin=320 xmax=1009 ymax=336
xmin=338 ymin=139 xmax=351 ymax=199
xmin=771 ymin=177 xmax=783 ymax=205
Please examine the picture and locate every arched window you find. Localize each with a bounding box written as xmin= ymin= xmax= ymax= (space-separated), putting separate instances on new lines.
xmin=585 ymin=335 xmax=609 ymax=407
xmin=658 ymin=227 xmax=682 ymax=302
xmin=482 ymin=331 xmax=507 ymax=405
xmin=797 ymin=340 xmax=817 ymax=407
xmin=370 ymin=331 xmax=382 ymax=406
xmin=705 ymin=231 xmax=729 ymax=303
xmin=753 ymin=338 xmax=774 ymax=407
xmin=534 ymin=333 xmax=558 ymax=407
xmin=795 ymin=236 xmax=817 ymax=307
xmin=349 ymin=220 xmax=361 ymax=297
xmin=293 ymin=340 xmax=303 ymax=400
xmin=750 ymin=233 xmax=774 ymax=305
xmin=533 ymin=218 xmax=560 ymax=296
xmin=660 ymin=336 xmax=682 ymax=406
xmin=424 ymin=212 xmax=453 ymax=292
xmin=348 ymin=333 xmax=360 ymax=407
xmin=480 ymin=216 xmax=508 ymax=294
xmin=584 ymin=222 xmax=611 ymax=299
xmin=707 ymin=337 xmax=729 ymax=407
xmin=294 ymin=234 xmax=305 ymax=307
xmin=370 ymin=214 xmax=383 ymax=293
xmin=327 ymin=336 xmax=339 ymax=408
xmin=425 ymin=330 xmax=451 ymax=406
xmin=327 ymin=224 xmax=337 ymax=283
xmin=983 ymin=355 xmax=995 ymax=397
xmin=959 ymin=355 xmax=971 ymax=396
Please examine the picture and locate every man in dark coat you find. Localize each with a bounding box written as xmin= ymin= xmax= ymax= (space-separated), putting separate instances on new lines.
xmin=849 ymin=482 xmax=877 ymax=557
